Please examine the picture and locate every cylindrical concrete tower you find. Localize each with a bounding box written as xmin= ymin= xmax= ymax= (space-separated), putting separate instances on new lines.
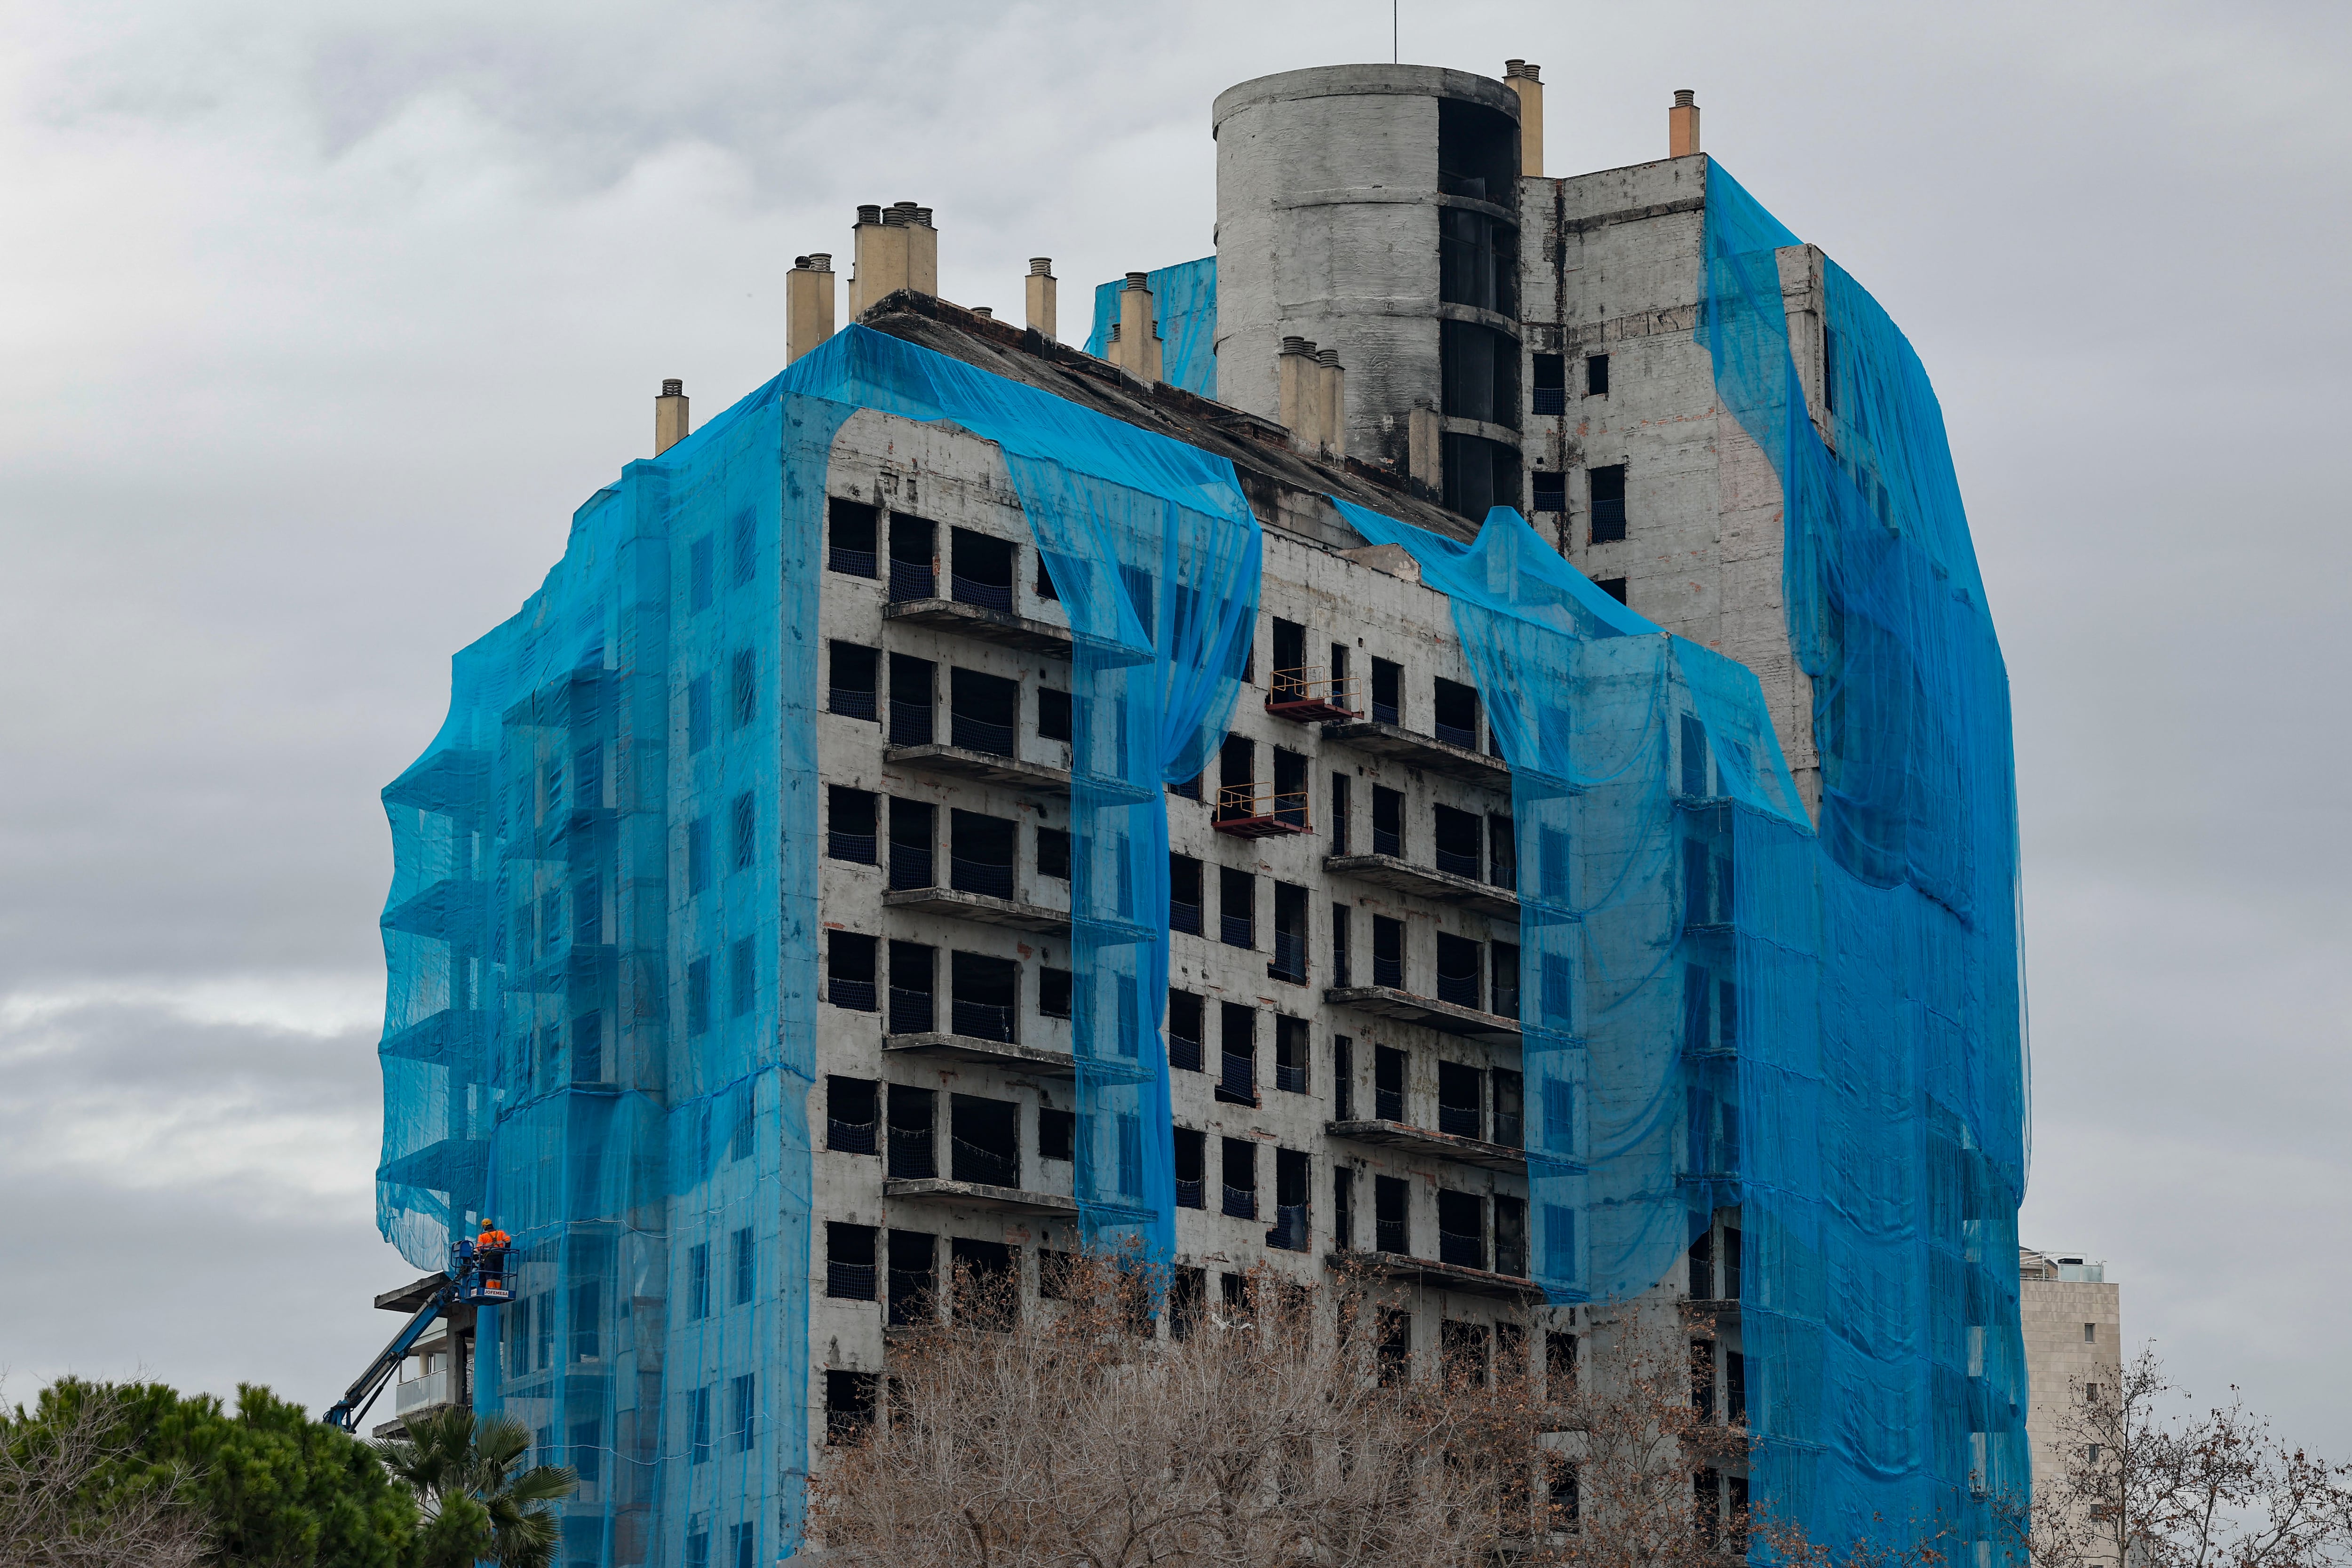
xmin=1214 ymin=64 xmax=1523 ymax=518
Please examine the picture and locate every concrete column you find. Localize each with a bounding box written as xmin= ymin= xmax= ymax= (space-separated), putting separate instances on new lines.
xmin=1408 ymin=405 xmax=1442 ymax=496
xmin=1118 ymin=272 xmax=1161 ymax=382
xmin=1318 ymin=348 xmax=1346 ymax=459
xmin=1670 ymin=90 xmax=1701 ymax=158
xmin=1505 ymin=61 xmax=1544 ymax=178
xmin=1025 ymin=258 xmax=1057 ymax=340
xmin=786 ymin=254 xmax=835 ymax=364
xmin=655 ymin=379 xmax=690 ymax=456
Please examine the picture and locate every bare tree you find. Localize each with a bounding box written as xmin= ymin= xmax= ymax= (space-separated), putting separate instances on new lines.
xmin=0 ymin=1383 xmax=209 ymax=1568
xmin=2017 ymin=1347 xmax=2352 ymax=1568
xmin=809 ymin=1255 xmax=1906 ymax=1568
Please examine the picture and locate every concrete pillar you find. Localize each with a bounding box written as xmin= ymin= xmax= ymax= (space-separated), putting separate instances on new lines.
xmin=655 ymin=379 xmax=690 ymax=456
xmin=1318 ymin=347 xmax=1346 ymax=459
xmin=1117 ymin=272 xmax=1162 ymax=382
xmin=1670 ymin=90 xmax=1701 ymax=158
xmin=1025 ymin=258 xmax=1058 ymax=340
xmin=1408 ymin=405 xmax=1442 ymax=496
xmin=1505 ymin=61 xmax=1544 ymax=178
xmin=786 ymin=254 xmax=835 ymax=364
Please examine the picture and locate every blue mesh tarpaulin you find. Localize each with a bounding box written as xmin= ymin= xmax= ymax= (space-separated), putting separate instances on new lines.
xmin=375 ymin=323 xmax=1257 ymax=1562
xmin=1326 ymin=155 xmax=2029 ymax=1557
xmin=1081 ymin=257 xmax=1218 ymax=398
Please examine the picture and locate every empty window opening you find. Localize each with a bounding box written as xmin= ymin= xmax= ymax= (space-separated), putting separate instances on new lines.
xmin=1037 ymin=826 xmax=1070 ymax=881
xmin=951 ymin=1237 xmax=1016 ymax=1329
xmin=1333 ymin=1165 xmax=1355 ymax=1247
xmin=1374 ymin=1044 xmax=1407 ymax=1124
xmin=1270 ymin=882 xmax=1308 ymax=983
xmin=1532 ymin=468 xmax=1566 ymax=514
xmin=1272 ymin=747 xmax=1308 ymax=827
xmin=1433 ymin=804 xmax=1483 ymax=879
xmin=824 ymin=1370 xmax=877 ymax=1443
xmin=1331 ymin=901 xmax=1353 ymax=987
xmin=1594 ymin=576 xmax=1628 ymax=605
xmin=1168 ymin=990 xmax=1204 ymax=1072
xmin=826 ymin=1223 xmax=877 ymax=1300
xmin=828 ymin=787 xmax=877 ymax=865
xmin=1488 ymin=814 xmax=1517 ymax=889
xmin=826 ymin=933 xmax=876 ymax=1015
xmin=1038 ymin=687 xmax=1072 ymax=742
xmin=827 ymin=642 xmax=878 ymax=722
xmin=1271 ymin=1148 xmax=1311 ymax=1251
xmin=949 ymin=1092 xmax=1019 ymax=1188
xmin=1438 ymin=1059 xmax=1486 ymax=1140
xmin=1589 ymin=464 xmax=1628 ymax=543
xmin=1370 ymin=658 xmax=1402 ymax=725
xmin=1375 ymin=1175 xmax=1410 ymax=1256
xmin=1495 ymin=1194 xmax=1529 ymax=1276
xmin=1332 ymin=1034 xmax=1355 ymax=1119
xmin=1039 ymin=965 xmax=1072 ymax=1019
xmin=1492 ymin=1067 xmax=1525 ymax=1148
xmin=826 ymin=1075 xmax=878 ymax=1155
xmin=1173 ymin=1127 xmax=1207 ymax=1210
xmin=1220 ymin=866 xmax=1256 ymax=949
xmin=949 ymin=668 xmax=1018 ymax=758
xmin=887 ymin=514 xmax=936 ymax=602
xmin=1437 ymin=1189 xmax=1486 ymax=1269
xmin=1442 ymin=1319 xmax=1492 ymax=1389
xmin=887 ymin=797 xmax=934 ymax=891
xmin=888 ymin=653 xmax=934 ymax=745
xmin=1436 ymin=932 xmax=1483 ymax=1011
xmin=1221 ymin=1137 xmax=1257 ymax=1220
xmin=1169 ymin=1265 xmax=1206 ymax=1339
xmin=1586 ymin=353 xmax=1611 ymax=397
xmin=1169 ymin=853 xmax=1203 ymax=936
xmin=1274 ymin=1014 xmax=1309 ymax=1093
xmin=1372 ymin=786 xmax=1405 ymax=858
xmin=1217 ymin=1002 xmax=1256 ymax=1106
xmin=1378 ymin=1309 xmax=1412 ymax=1385
xmin=887 ymin=941 xmax=935 ymax=1037
xmin=828 ymin=498 xmax=878 ymax=577
xmin=887 ymin=1228 xmax=935 ymax=1325
xmin=949 ymin=526 xmax=1015 ymax=612
xmin=1532 ymin=353 xmax=1566 ymax=415
xmin=949 ymin=808 xmax=1017 ymax=900
xmin=949 ymin=950 xmax=1017 ymax=1043
xmin=1433 ymin=678 xmax=1480 ymax=750
xmin=1329 ymin=772 xmax=1352 ymax=853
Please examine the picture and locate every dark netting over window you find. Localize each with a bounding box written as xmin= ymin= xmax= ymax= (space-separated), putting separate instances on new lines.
xmin=376 ymin=324 xmax=1256 ymax=1561
xmin=1323 ymin=159 xmax=2026 ymax=1561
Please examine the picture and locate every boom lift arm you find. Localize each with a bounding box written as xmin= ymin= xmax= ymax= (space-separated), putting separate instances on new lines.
xmin=323 ymin=1239 xmax=513 ymax=1434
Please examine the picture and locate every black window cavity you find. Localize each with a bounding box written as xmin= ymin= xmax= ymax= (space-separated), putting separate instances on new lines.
xmin=1370 ymin=658 xmax=1402 ymax=725
xmin=949 ymin=808 xmax=1016 ymax=901
xmin=1270 ymin=881 xmax=1308 ymax=983
xmin=887 ymin=941 xmax=935 ymax=1035
xmin=887 ymin=514 xmax=936 ymax=602
xmin=1531 ymin=352 xmax=1566 ymax=416
xmin=826 ymin=1075 xmax=878 ymax=1154
xmin=1216 ymin=1002 xmax=1255 ymax=1106
xmin=1219 ymin=866 xmax=1255 ymax=949
xmin=1532 ymin=468 xmax=1566 ymax=514
xmin=1038 ymin=687 xmax=1072 ymax=742
xmin=1036 ymin=826 xmax=1070 ymax=882
xmin=889 ymin=654 xmax=934 ymax=746
xmin=827 ymin=643 xmax=877 ymax=722
xmin=949 ymin=527 xmax=1015 ymax=613
xmin=1589 ymin=464 xmax=1628 ymax=543
xmin=1169 ymin=854 xmax=1203 ymax=936
xmin=828 ymin=498 xmax=878 ymax=577
xmin=949 ymin=950 xmax=1017 ymax=1044
xmin=830 ymin=931 xmax=879 ymax=1012
xmin=887 ymin=798 xmax=934 ymax=891
xmin=828 ymin=787 xmax=877 ymax=865
xmin=1168 ymin=991 xmax=1204 ymax=1073
xmin=950 ymin=667 xmax=1018 ymax=758
xmin=1039 ymin=965 xmax=1072 ymax=1019
xmin=1586 ymin=352 xmax=1611 ymax=397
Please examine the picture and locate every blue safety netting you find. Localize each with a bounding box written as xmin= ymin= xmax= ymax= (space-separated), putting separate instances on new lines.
xmin=1081 ymin=257 xmax=1218 ymax=398
xmin=1325 ymin=156 xmax=2028 ymax=1560
xmin=374 ymin=323 xmax=1257 ymax=1562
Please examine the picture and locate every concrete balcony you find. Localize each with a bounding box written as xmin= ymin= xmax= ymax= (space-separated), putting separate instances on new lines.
xmin=1325 ymin=1247 xmax=1544 ymax=1302
xmin=883 ymin=1032 xmax=1076 ymax=1077
xmin=1326 ymin=1117 xmax=1526 ymax=1175
xmin=883 ymin=1178 xmax=1080 ymax=1217
xmin=884 ymin=597 xmax=1074 ymax=658
xmin=1324 ymin=985 xmax=1522 ymax=1045
xmin=1323 ymin=852 xmax=1519 ymax=921
xmin=1320 ymin=718 xmax=1510 ymax=788
xmin=883 ymin=743 xmax=1071 ymax=795
xmin=882 ymin=885 xmax=1070 ymax=937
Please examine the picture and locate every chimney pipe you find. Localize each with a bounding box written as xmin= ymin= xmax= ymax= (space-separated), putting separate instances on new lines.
xmin=1025 ymin=258 xmax=1058 ymax=340
xmin=1278 ymin=336 xmax=1324 ymax=453
xmin=655 ymin=379 xmax=690 ymax=456
xmin=1317 ymin=347 xmax=1345 ymax=459
xmin=850 ymin=199 xmax=937 ymax=314
xmin=1670 ymin=89 xmax=1701 ymax=158
xmin=786 ymin=253 xmax=836 ymax=364
xmin=1504 ymin=61 xmax=1544 ymax=178
xmin=1116 ymin=271 xmax=1162 ymax=382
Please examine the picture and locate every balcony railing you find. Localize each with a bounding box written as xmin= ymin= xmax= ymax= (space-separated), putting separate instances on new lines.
xmin=1439 ymin=1228 xmax=1485 ymax=1270
xmin=396 ymin=1368 xmax=451 ymax=1415
xmin=829 ymin=978 xmax=876 ymax=1013
xmin=950 ymin=573 xmax=1014 ymax=613
xmin=828 ymin=1115 xmax=877 ymax=1154
xmin=829 ymin=687 xmax=877 ymax=721
xmin=951 ymin=1138 xmax=1019 ymax=1187
xmin=950 ymin=712 xmax=1015 ymax=758
xmin=1375 ymin=1088 xmax=1405 ymax=1122
xmin=887 ymin=1129 xmax=936 ymax=1179
xmin=1265 ymin=666 xmax=1359 ymax=723
xmin=1436 ymin=971 xmax=1480 ymax=1009
xmin=1267 ymin=1204 xmax=1309 ymax=1252
xmin=890 ymin=700 xmax=934 ymax=746
xmin=1223 ymin=1184 xmax=1257 ymax=1220
xmin=828 ymin=830 xmax=876 ymax=864
xmin=1374 ymin=954 xmax=1404 ymax=988
xmin=888 ymin=987 xmax=935 ymax=1035
xmin=948 ymin=856 xmax=1015 ymax=899
xmin=827 ymin=1261 xmax=877 ymax=1300
xmin=1437 ymin=1103 xmax=1482 ymax=1140
xmin=1373 ymin=827 xmax=1403 ymax=857
xmin=1214 ymin=784 xmax=1311 ymax=839
xmin=1434 ymin=846 xmax=1481 ymax=879
xmin=889 ymin=561 xmax=935 ymax=603
xmin=888 ymin=844 xmax=933 ymax=891
xmin=951 ymin=998 xmax=1016 ymax=1043
xmin=1434 ymin=719 xmax=1478 ymax=750
xmin=1175 ymin=1178 xmax=1204 ymax=1210
xmin=1372 ymin=699 xmax=1400 ymax=725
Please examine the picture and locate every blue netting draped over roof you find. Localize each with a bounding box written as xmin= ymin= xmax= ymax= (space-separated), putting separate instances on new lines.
xmin=1082 ymin=257 xmax=1218 ymax=398
xmin=374 ymin=323 xmax=1257 ymax=1562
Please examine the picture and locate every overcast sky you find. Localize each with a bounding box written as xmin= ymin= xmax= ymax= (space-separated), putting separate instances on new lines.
xmin=2 ymin=0 xmax=2346 ymax=1451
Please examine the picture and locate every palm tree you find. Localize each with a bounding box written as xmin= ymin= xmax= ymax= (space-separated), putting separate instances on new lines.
xmin=376 ymin=1407 xmax=576 ymax=1568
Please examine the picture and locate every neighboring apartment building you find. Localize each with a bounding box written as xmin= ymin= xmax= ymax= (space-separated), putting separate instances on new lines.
xmin=2021 ymin=1248 xmax=2125 ymax=1554
xmin=370 ymin=60 xmax=2029 ymax=1568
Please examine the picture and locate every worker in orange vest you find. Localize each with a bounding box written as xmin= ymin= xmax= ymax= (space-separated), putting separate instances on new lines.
xmin=474 ymin=1220 xmax=512 ymax=1291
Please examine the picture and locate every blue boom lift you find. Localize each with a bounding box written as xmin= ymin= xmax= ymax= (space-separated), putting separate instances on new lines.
xmin=324 ymin=1239 xmax=512 ymax=1433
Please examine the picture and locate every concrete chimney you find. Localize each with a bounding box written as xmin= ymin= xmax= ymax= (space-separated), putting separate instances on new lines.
xmin=786 ymin=253 xmax=835 ymax=364
xmin=850 ymin=200 xmax=938 ymax=316
xmin=1670 ymin=89 xmax=1701 ymax=158
xmin=655 ymin=379 xmax=689 ymax=456
xmin=1408 ymin=404 xmax=1442 ymax=498
xmin=1278 ymin=336 xmax=1325 ymax=453
xmin=1317 ymin=347 xmax=1346 ymax=459
xmin=1116 ymin=271 xmax=1162 ymax=382
xmin=1025 ymin=258 xmax=1058 ymax=341
xmin=1504 ymin=61 xmax=1544 ymax=178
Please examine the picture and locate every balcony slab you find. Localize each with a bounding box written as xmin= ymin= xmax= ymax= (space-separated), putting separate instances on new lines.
xmin=1324 ymin=985 xmax=1522 ymax=1045
xmin=1326 ymin=1117 xmax=1526 ymax=1174
xmin=882 ymin=886 xmax=1070 ymax=936
xmin=883 ymin=1032 xmax=1075 ymax=1077
xmin=884 ymin=1178 xmax=1080 ymax=1217
xmin=1323 ymin=853 xmax=1519 ymax=921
